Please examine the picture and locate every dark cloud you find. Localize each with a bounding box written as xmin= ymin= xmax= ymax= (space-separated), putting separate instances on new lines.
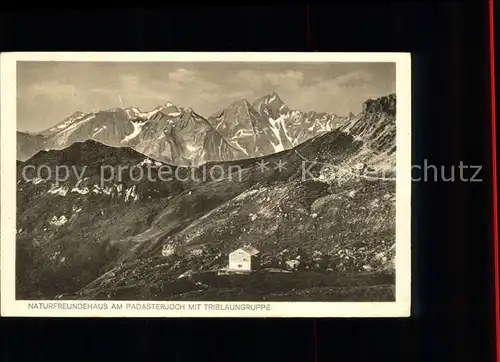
xmin=17 ymin=61 xmax=395 ymax=132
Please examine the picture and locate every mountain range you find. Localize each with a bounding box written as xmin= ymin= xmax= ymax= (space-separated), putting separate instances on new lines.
xmin=17 ymin=92 xmax=347 ymax=165
xmin=16 ymin=93 xmax=397 ymax=301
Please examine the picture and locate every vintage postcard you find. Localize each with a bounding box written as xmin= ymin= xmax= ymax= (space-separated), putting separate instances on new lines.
xmin=1 ymin=52 xmax=411 ymax=317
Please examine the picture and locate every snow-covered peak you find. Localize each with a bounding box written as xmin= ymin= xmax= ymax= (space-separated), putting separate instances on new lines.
xmin=156 ymin=102 xmax=182 ymax=117
xmin=258 ymin=92 xmax=284 ymax=105
xmin=252 ymin=92 xmax=290 ymax=120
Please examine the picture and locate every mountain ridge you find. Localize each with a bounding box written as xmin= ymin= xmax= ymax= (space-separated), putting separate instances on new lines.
xmin=17 ymin=92 xmax=363 ymax=165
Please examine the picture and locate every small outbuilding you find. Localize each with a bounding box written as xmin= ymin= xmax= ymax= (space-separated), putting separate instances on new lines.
xmin=228 ymin=246 xmax=260 ymax=272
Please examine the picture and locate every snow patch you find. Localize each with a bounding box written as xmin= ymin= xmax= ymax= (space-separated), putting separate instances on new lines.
xmin=230 ymin=140 xmax=249 ymax=156
xmin=49 ymin=113 xmax=87 ymax=132
xmin=285 ymin=260 xmax=300 ymax=269
xmin=72 ymin=186 xmax=89 ymax=195
xmin=234 ymin=189 xmax=260 ymax=201
xmin=72 ymin=205 xmax=83 ymax=213
xmin=92 ymin=125 xmax=107 ymax=137
xmin=354 ymin=162 xmax=366 ymax=171
xmin=71 ymin=180 xmax=89 ymax=194
xmin=268 ymin=116 xmax=291 ymax=152
xmin=178 ymin=270 xmax=194 ymax=279
xmin=139 ymin=158 xmax=153 ymax=166
xmin=267 ymin=94 xmax=277 ymax=103
xmin=231 ymin=129 xmax=254 ymax=139
xmin=190 ymin=249 xmax=204 ymax=256
xmin=92 ymin=184 xmax=114 ymax=196
xmin=47 ymin=186 xmax=69 ymax=196
xmin=121 ymin=120 xmax=148 ymax=143
xmin=52 ymin=113 xmax=97 ymax=146
xmin=27 ymin=177 xmax=46 ymax=185
xmin=125 ymin=107 xmax=142 ymax=118
xmin=124 ymin=185 xmax=138 ymax=202
xmin=312 ymin=250 xmax=323 ymax=261
xmin=50 ymin=215 xmax=68 ymax=227
xmin=137 ymin=108 xmax=162 ymax=119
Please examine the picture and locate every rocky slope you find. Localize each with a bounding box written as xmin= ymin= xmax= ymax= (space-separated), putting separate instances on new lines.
xmin=124 ymin=106 xmax=246 ymax=166
xmin=339 ymin=93 xmax=396 ymax=171
xmin=17 ymin=93 xmax=347 ymax=165
xmin=16 ymin=93 xmax=397 ymax=301
xmin=209 ymin=92 xmax=346 ymax=157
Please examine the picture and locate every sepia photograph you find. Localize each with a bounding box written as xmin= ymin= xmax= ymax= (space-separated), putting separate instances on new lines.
xmin=1 ymin=52 xmax=411 ymax=317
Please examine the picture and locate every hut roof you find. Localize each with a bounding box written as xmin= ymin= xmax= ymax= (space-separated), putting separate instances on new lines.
xmin=237 ymin=245 xmax=260 ymax=256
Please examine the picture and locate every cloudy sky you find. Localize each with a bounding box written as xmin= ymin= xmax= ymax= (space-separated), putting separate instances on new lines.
xmin=17 ymin=61 xmax=395 ymax=132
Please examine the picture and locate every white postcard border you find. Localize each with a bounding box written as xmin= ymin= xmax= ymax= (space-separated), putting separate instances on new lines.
xmin=1 ymin=52 xmax=411 ymax=317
